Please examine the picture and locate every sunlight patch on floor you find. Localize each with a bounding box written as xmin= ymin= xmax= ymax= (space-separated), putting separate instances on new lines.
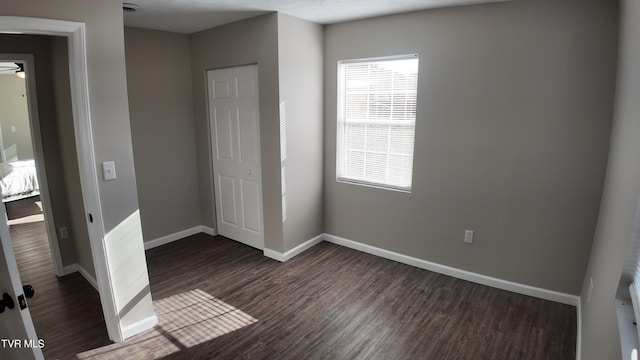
xmin=7 ymin=213 xmax=44 ymax=225
xmin=74 ymin=289 xmax=257 ymax=359
xmin=7 ymin=200 xmax=44 ymax=226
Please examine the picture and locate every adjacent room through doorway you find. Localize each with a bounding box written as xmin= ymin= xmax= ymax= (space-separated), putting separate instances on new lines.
xmin=0 ymin=53 xmax=110 ymax=358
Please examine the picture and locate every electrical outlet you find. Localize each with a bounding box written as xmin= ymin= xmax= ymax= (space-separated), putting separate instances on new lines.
xmin=59 ymin=226 xmax=68 ymax=239
xmin=588 ymin=278 xmax=594 ymax=303
xmin=464 ymin=230 xmax=474 ymax=244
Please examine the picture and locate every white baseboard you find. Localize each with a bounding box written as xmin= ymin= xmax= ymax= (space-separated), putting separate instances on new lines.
xmin=62 ymin=263 xmax=79 ymax=275
xmin=121 ymin=314 xmax=158 ymax=340
xmin=200 ymin=225 xmax=216 ymax=236
xmin=323 ymin=233 xmax=581 ymax=307
xmin=63 ymin=263 xmax=99 ymax=291
xmin=78 ymin=265 xmax=98 ymax=291
xmin=140 ymin=227 xmax=581 ymax=306
xmin=264 ymin=233 xmax=324 ymax=262
xmin=263 ymin=248 xmax=283 ymax=262
xmin=62 ymin=263 xmax=98 ymax=291
xmin=144 ymin=226 xmax=216 ymax=250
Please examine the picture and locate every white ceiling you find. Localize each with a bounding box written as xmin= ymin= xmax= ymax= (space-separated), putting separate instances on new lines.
xmin=122 ymin=0 xmax=507 ymax=34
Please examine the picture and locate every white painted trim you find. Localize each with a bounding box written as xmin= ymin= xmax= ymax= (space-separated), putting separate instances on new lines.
xmin=576 ymin=299 xmax=582 ymax=360
xmin=66 ymin=19 xmax=122 ymax=343
xmin=263 ymin=248 xmax=284 ymax=262
xmin=144 ymin=226 xmax=205 ymax=250
xmin=61 ymin=263 xmax=97 ymax=291
xmin=144 ymin=226 xmax=218 ymax=250
xmin=0 ymin=16 xmax=122 ymax=343
xmin=78 ymin=265 xmax=98 ymax=291
xmin=121 ymin=315 xmax=158 ymax=340
xmin=62 ymin=263 xmax=79 ymax=275
xmin=264 ymin=233 xmax=324 ymax=262
xmin=0 ymin=16 xmax=85 ymax=36
xmin=323 ymin=234 xmax=580 ymax=306
xmin=201 ymin=225 xmax=216 ymax=236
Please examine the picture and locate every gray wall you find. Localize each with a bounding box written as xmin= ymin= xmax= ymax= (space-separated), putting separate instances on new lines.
xmin=51 ymin=36 xmax=93 ymax=278
xmin=124 ymin=27 xmax=202 ymax=242
xmin=0 ymin=0 xmax=142 ymax=235
xmin=0 ymin=34 xmax=80 ymax=268
xmin=277 ymin=14 xmax=324 ymax=251
xmin=580 ymin=0 xmax=637 ymax=358
xmin=0 ymin=75 xmax=34 ymax=161
xmin=323 ymin=0 xmax=618 ymax=295
xmin=190 ymin=14 xmax=285 ymax=251
xmin=1 ymin=0 xmax=143 ymax=233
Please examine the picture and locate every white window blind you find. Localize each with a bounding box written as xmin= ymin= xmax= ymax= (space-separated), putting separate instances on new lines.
xmin=336 ymin=55 xmax=419 ymax=192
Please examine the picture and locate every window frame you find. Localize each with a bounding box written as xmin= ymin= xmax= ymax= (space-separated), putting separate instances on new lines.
xmin=336 ymin=54 xmax=419 ymax=193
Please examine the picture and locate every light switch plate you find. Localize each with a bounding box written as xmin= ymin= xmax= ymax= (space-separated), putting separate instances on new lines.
xmin=102 ymin=161 xmax=116 ymax=181
xmin=464 ymin=230 xmax=474 ymax=244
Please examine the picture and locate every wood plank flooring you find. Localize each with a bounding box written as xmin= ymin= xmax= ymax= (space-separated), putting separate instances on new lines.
xmin=9 ymin=206 xmax=576 ymax=359
xmin=8 ymin=199 xmax=111 ymax=359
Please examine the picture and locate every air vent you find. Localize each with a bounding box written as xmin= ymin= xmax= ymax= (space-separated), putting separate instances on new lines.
xmin=123 ymin=3 xmax=139 ymax=13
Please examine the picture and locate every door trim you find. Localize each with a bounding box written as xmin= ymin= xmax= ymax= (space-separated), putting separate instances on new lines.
xmin=0 ymin=16 xmax=122 ymax=342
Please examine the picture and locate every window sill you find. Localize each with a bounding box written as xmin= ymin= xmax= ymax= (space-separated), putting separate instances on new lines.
xmin=336 ymin=178 xmax=411 ymax=193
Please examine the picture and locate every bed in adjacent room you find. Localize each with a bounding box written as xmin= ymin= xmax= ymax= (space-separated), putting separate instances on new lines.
xmin=0 ymin=159 xmax=40 ymax=202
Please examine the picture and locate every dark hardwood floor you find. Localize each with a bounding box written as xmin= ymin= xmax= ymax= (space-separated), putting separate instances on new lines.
xmin=9 ymin=202 xmax=576 ymax=359
xmin=8 ymin=197 xmax=111 ymax=359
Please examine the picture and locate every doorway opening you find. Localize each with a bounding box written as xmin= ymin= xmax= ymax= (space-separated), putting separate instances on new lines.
xmin=0 ymin=62 xmax=43 ymax=226
xmin=0 ymin=49 xmax=110 ymax=357
xmin=0 ymin=55 xmax=64 ymax=276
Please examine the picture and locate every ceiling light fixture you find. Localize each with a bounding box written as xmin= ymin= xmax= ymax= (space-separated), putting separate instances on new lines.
xmin=123 ymin=3 xmax=140 ymax=13
xmin=15 ymin=63 xmax=25 ymax=79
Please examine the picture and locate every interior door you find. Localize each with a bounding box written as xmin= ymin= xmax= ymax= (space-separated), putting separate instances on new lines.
xmin=0 ymin=201 xmax=43 ymax=360
xmin=207 ymin=65 xmax=264 ymax=249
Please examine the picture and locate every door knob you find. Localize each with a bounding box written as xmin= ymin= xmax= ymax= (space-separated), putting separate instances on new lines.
xmin=0 ymin=293 xmax=15 ymax=313
xmin=247 ymin=169 xmax=252 ymax=175
xmin=23 ymin=285 xmax=34 ymax=299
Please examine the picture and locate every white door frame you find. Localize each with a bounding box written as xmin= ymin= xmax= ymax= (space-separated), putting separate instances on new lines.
xmin=0 ymin=53 xmax=65 ymax=277
xmin=0 ymin=16 xmax=122 ymax=342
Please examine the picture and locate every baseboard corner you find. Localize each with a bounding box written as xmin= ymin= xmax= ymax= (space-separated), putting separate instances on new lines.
xmin=62 ymin=263 xmax=79 ymax=276
xmin=263 ymin=233 xmax=324 ymax=262
xmin=199 ymin=226 xmax=216 ymax=236
xmin=121 ymin=314 xmax=158 ymax=341
xmin=263 ymin=248 xmax=284 ymax=262
xmin=77 ymin=265 xmax=98 ymax=291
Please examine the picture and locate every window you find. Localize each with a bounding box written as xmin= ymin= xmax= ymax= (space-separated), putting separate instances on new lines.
xmin=336 ymin=54 xmax=419 ymax=192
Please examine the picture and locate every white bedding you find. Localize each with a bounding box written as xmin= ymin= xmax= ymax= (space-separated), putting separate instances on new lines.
xmin=0 ymin=160 xmax=39 ymax=202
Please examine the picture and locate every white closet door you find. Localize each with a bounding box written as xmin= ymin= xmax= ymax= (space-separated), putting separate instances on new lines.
xmin=207 ymin=65 xmax=264 ymax=249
